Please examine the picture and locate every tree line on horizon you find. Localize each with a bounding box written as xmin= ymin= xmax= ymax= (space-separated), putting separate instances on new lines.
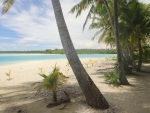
xmin=0 ymin=48 xmax=117 ymax=54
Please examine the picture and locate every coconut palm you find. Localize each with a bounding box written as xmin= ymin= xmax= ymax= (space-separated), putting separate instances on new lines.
xmin=113 ymin=0 xmax=129 ymax=84
xmin=70 ymin=0 xmax=130 ymax=85
xmin=2 ymin=0 xmax=109 ymax=109
xmin=88 ymin=4 xmax=115 ymax=47
xmin=51 ymin=0 xmax=109 ymax=109
xmin=119 ymin=0 xmax=150 ymax=71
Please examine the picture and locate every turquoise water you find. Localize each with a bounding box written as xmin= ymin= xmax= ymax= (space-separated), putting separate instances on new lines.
xmin=0 ymin=54 xmax=116 ymax=65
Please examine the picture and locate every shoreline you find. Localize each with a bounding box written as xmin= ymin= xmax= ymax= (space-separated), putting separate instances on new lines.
xmin=0 ymin=54 xmax=117 ymax=66
xmin=0 ymin=57 xmax=105 ymax=67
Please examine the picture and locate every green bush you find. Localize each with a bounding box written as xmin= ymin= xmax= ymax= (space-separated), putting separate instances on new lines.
xmin=115 ymin=58 xmax=136 ymax=75
xmin=104 ymin=71 xmax=120 ymax=86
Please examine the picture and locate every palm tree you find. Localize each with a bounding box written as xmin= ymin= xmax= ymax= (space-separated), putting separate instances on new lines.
xmin=70 ymin=0 xmax=130 ymax=85
xmin=119 ymin=0 xmax=150 ymax=71
xmin=2 ymin=0 xmax=109 ymax=109
xmin=113 ymin=0 xmax=130 ymax=84
xmin=51 ymin=0 xmax=109 ymax=109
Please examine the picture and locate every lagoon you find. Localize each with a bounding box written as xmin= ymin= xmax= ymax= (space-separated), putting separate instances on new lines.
xmin=0 ymin=54 xmax=116 ymax=65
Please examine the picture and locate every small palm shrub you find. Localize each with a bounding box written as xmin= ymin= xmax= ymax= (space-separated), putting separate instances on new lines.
xmin=32 ymin=64 xmax=69 ymax=102
xmin=104 ymin=71 xmax=120 ymax=86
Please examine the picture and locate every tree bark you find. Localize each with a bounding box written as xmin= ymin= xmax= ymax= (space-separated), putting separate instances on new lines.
xmin=51 ymin=0 xmax=109 ymax=109
xmin=113 ymin=0 xmax=130 ymax=85
xmin=52 ymin=90 xmax=57 ymax=102
xmin=137 ymin=38 xmax=142 ymax=71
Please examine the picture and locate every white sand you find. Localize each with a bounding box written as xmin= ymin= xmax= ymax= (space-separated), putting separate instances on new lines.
xmin=0 ymin=58 xmax=150 ymax=113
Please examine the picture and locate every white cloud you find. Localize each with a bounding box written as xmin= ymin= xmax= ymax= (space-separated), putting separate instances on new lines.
xmin=0 ymin=36 xmax=12 ymax=40
xmin=0 ymin=0 xmax=109 ymax=50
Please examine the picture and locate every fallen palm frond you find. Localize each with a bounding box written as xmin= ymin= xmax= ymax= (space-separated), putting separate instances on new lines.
xmin=46 ymin=91 xmax=70 ymax=109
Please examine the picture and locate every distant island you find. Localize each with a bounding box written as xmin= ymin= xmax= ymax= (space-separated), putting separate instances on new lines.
xmin=0 ymin=49 xmax=116 ymax=54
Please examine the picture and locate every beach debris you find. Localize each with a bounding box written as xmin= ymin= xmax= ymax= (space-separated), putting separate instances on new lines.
xmin=97 ymin=67 xmax=115 ymax=71
xmin=17 ymin=110 xmax=22 ymax=113
xmin=5 ymin=69 xmax=11 ymax=80
xmin=46 ymin=91 xmax=70 ymax=109
xmin=38 ymin=67 xmax=43 ymax=73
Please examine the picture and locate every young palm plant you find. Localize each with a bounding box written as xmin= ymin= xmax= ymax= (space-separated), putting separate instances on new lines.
xmin=5 ymin=69 xmax=11 ymax=80
xmin=32 ymin=64 xmax=69 ymax=102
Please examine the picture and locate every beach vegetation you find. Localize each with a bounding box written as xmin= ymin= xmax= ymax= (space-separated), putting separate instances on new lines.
xmin=66 ymin=61 xmax=70 ymax=67
xmin=83 ymin=62 xmax=90 ymax=68
xmin=42 ymin=48 xmax=117 ymax=54
xmin=38 ymin=67 xmax=43 ymax=73
xmin=104 ymin=71 xmax=120 ymax=86
xmin=115 ymin=59 xmax=136 ymax=75
xmin=88 ymin=59 xmax=95 ymax=66
xmin=32 ymin=64 xmax=69 ymax=102
xmin=0 ymin=49 xmax=117 ymax=54
xmin=119 ymin=0 xmax=150 ymax=71
xmin=5 ymin=70 xmax=11 ymax=80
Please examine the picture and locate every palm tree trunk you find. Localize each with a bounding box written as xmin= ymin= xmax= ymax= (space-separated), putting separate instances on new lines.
xmin=103 ymin=0 xmax=129 ymax=85
xmin=113 ymin=0 xmax=130 ymax=85
xmin=52 ymin=90 xmax=57 ymax=102
xmin=137 ymin=38 xmax=142 ymax=71
xmin=51 ymin=0 xmax=109 ymax=109
xmin=126 ymin=41 xmax=133 ymax=60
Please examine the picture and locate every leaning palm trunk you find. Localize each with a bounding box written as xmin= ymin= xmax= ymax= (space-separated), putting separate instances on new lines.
xmin=51 ymin=0 xmax=109 ymax=109
xmin=137 ymin=38 xmax=142 ymax=71
xmin=113 ymin=0 xmax=130 ymax=85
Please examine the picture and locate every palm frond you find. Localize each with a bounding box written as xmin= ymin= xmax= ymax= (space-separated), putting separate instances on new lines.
xmin=2 ymin=0 xmax=14 ymax=15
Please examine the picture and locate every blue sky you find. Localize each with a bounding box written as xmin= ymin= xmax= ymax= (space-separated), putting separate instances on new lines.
xmin=0 ymin=0 xmax=149 ymax=51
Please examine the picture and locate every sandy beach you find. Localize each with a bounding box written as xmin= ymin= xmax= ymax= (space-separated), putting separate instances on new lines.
xmin=0 ymin=58 xmax=150 ymax=113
